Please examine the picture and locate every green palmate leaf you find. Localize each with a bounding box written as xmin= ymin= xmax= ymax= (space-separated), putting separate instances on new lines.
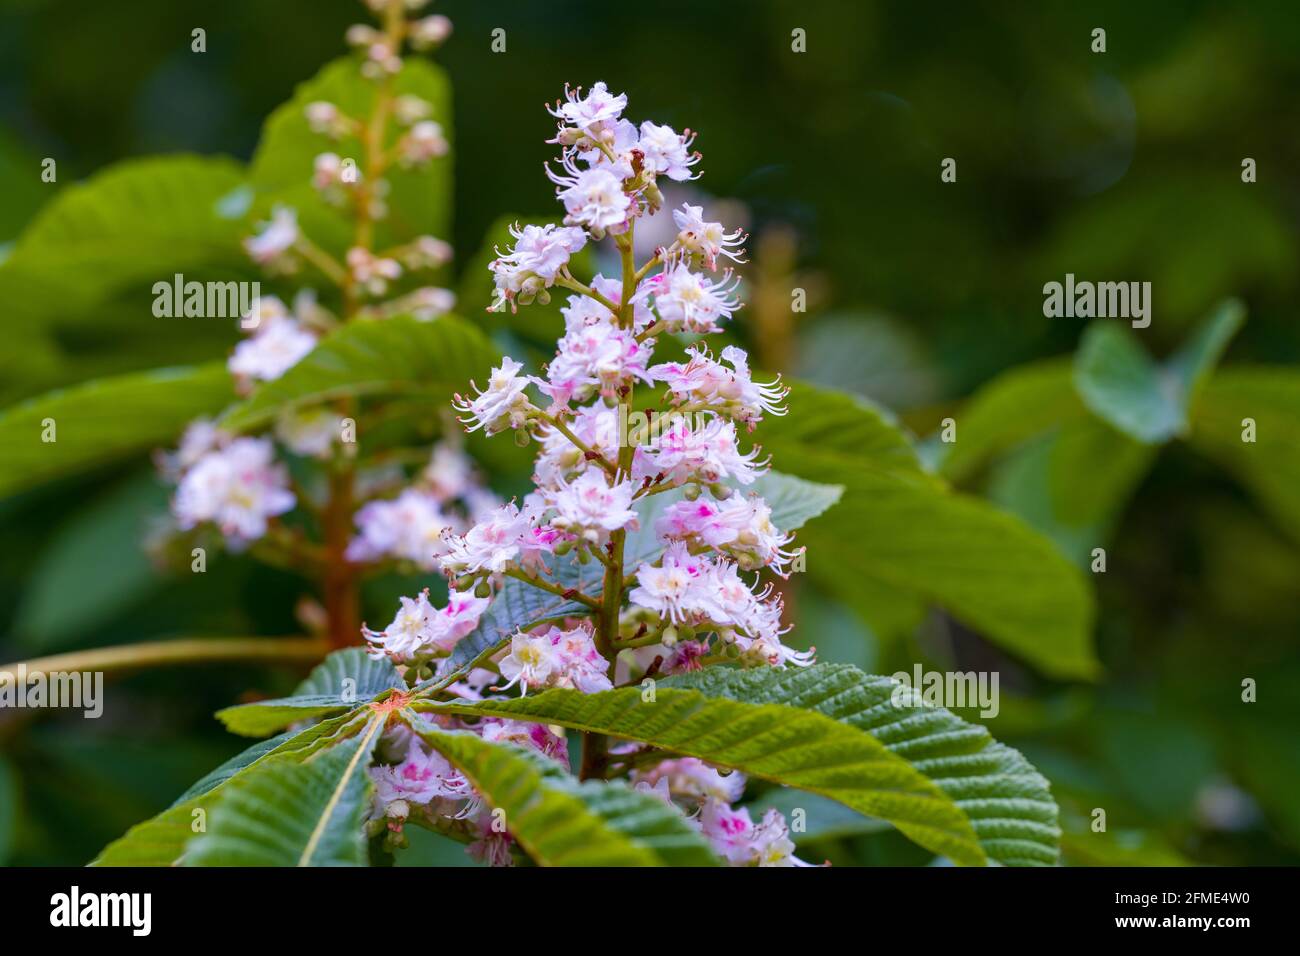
xmin=1074 ymin=325 xmax=1176 ymax=443
xmin=221 ymin=314 xmax=497 ymax=431
xmin=92 ymin=711 xmax=369 ymax=866
xmin=1189 ymin=367 xmax=1300 ymax=543
xmin=418 ymin=672 xmax=988 ymax=865
xmin=0 ymin=363 xmax=233 ymax=499
xmin=670 ymin=665 xmax=1060 ymax=865
xmin=935 ymin=359 xmax=1084 ymax=483
xmin=405 ymin=720 xmax=720 ymax=866
xmin=758 ymin=381 xmax=1098 ymax=679
xmin=186 ymin=716 xmax=384 ymax=866
xmin=251 ymin=57 xmax=452 ymax=252
xmin=13 ymin=472 xmax=169 ymax=650
xmin=1046 ymin=417 xmax=1157 ymax=528
xmin=216 ymin=695 xmax=363 ymax=737
xmin=1166 ymin=300 xmax=1247 ymax=409
xmin=766 ymin=382 xmax=927 ymax=479
xmin=0 ymin=126 xmax=51 ymax=242
xmin=1073 ymin=299 xmax=1244 ymax=444
xmin=172 ymin=731 xmax=299 ymax=807
xmin=292 ymin=646 xmax=403 ymax=698
xmin=792 ymin=311 xmax=942 ymax=411
xmin=814 ymin=476 xmax=1096 ymax=678
xmin=1 ymin=155 xmax=252 ymax=338
xmin=988 ymin=421 xmax=1156 ymax=567
xmin=217 ymin=648 xmax=404 ymax=737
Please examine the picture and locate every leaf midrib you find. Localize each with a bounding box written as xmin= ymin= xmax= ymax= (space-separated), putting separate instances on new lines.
xmin=296 ymin=715 xmax=382 ymax=867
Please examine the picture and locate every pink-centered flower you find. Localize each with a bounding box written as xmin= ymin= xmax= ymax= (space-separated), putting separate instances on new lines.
xmin=497 ymin=624 xmax=612 ymax=695
xmin=370 ymin=742 xmax=472 ymax=807
xmin=546 ymin=316 xmax=653 ymax=405
xmin=361 ymin=588 xmax=489 ymax=662
xmin=672 ymin=203 xmax=745 ymax=269
xmin=638 ymin=122 xmax=700 ymax=182
xmin=631 ymin=416 xmax=767 ymax=487
xmin=696 ymin=799 xmax=806 ymax=867
xmin=488 ymin=222 xmax=588 ymax=312
xmin=627 ymin=542 xmax=713 ymax=624
xmin=656 ymin=492 xmax=798 ymax=573
xmin=452 ymin=357 xmax=532 ymax=435
xmin=172 ymin=436 xmax=295 ymax=545
xmin=532 ymin=403 xmax=620 ymax=486
xmin=544 ymin=469 xmax=639 ymax=541
xmin=243 ymin=206 xmax=299 ymax=266
xmin=438 ymin=501 xmax=533 ymax=575
xmin=228 ymin=309 xmax=318 ymax=388
xmin=347 ymin=487 xmax=459 ymax=570
xmin=547 ymin=155 xmax=632 ymax=232
xmin=480 ymin=719 xmax=569 ymax=764
xmin=649 ymin=344 xmax=787 ymax=428
xmin=547 ymin=81 xmax=627 ymax=137
xmin=632 ymin=758 xmax=746 ymax=805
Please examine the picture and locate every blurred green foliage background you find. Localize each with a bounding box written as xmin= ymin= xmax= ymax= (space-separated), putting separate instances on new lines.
xmin=0 ymin=0 xmax=1297 ymax=866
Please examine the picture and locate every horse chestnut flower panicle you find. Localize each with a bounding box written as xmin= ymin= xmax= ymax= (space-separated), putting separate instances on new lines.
xmin=349 ymin=82 xmax=811 ymax=866
xmin=206 ymin=65 xmax=813 ymax=867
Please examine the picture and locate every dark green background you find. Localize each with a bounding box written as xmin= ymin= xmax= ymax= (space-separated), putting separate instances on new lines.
xmin=0 ymin=0 xmax=1297 ymax=866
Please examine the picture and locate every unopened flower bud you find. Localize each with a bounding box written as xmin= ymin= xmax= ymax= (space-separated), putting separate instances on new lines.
xmin=409 ymin=14 xmax=453 ymax=50
xmin=393 ymin=95 xmax=432 ymax=126
xmin=345 ymin=24 xmax=379 ymax=47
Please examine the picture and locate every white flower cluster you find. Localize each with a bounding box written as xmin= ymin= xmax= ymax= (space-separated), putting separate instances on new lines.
xmin=368 ymin=81 xmax=807 ymax=867
xmin=163 ymin=0 xmax=465 ymax=558
xmin=169 ymin=427 xmax=294 ymax=548
xmin=346 ymin=438 xmax=500 ymax=573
